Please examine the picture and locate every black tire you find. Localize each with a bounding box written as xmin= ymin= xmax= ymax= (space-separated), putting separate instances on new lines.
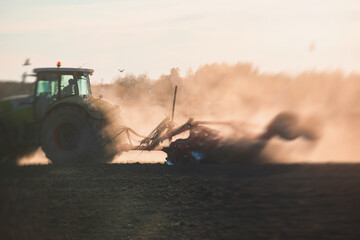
xmin=41 ymin=105 xmax=116 ymax=164
xmin=0 ymin=124 xmax=11 ymax=163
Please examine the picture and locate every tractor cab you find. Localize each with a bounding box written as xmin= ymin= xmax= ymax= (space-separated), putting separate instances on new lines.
xmin=33 ymin=66 xmax=94 ymax=121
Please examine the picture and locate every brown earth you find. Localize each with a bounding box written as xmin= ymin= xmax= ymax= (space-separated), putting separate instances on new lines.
xmin=0 ymin=163 xmax=360 ymax=240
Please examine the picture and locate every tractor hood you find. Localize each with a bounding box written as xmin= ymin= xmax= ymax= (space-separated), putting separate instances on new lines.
xmin=0 ymin=95 xmax=34 ymax=130
xmin=0 ymin=95 xmax=33 ymax=114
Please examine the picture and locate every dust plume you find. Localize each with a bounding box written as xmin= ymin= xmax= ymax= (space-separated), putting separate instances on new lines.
xmin=113 ymin=151 xmax=167 ymax=164
xmin=17 ymin=148 xmax=50 ymax=166
xmin=98 ymin=63 xmax=360 ymax=163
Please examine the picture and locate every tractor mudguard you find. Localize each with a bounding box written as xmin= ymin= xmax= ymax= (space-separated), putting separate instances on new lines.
xmin=44 ymin=95 xmax=117 ymax=120
xmin=45 ymin=102 xmax=104 ymax=120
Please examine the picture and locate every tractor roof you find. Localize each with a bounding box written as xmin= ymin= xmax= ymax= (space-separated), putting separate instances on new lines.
xmin=33 ymin=68 xmax=94 ymax=73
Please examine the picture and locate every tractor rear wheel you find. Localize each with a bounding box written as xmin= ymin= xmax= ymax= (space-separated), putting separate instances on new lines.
xmin=41 ymin=105 xmax=116 ymax=164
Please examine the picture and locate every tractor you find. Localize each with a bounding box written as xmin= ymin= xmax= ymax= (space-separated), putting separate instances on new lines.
xmin=0 ymin=63 xmax=118 ymax=164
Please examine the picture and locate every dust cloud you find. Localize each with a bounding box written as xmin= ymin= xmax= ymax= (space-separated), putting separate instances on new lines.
xmin=17 ymin=148 xmax=51 ymax=166
xmin=97 ymin=63 xmax=360 ymax=163
xmin=113 ymin=151 xmax=167 ymax=164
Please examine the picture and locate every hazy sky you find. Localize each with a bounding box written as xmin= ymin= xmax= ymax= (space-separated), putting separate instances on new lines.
xmin=0 ymin=0 xmax=359 ymax=82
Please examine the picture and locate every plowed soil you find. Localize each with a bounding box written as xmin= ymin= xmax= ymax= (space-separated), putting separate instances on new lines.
xmin=1 ymin=163 xmax=360 ymax=240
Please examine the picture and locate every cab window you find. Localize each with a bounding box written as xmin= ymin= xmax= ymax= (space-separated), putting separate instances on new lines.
xmin=60 ymin=74 xmax=77 ymax=97
xmin=77 ymin=74 xmax=91 ymax=98
xmin=36 ymin=73 xmax=58 ymax=99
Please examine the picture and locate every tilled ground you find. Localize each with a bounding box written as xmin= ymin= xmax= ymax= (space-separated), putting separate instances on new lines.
xmin=0 ymin=163 xmax=360 ymax=240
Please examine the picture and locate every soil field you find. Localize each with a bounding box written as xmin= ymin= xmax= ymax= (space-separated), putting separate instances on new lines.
xmin=1 ymin=163 xmax=360 ymax=240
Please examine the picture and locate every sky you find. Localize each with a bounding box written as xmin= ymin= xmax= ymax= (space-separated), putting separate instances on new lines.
xmin=0 ymin=0 xmax=359 ymax=83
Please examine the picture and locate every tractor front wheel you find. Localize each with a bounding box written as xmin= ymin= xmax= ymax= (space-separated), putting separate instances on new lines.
xmin=0 ymin=124 xmax=11 ymax=163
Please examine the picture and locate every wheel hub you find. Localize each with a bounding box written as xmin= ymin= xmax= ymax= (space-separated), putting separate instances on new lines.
xmin=54 ymin=123 xmax=80 ymax=151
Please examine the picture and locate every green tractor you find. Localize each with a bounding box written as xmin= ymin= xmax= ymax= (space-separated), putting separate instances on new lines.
xmin=0 ymin=64 xmax=119 ymax=164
